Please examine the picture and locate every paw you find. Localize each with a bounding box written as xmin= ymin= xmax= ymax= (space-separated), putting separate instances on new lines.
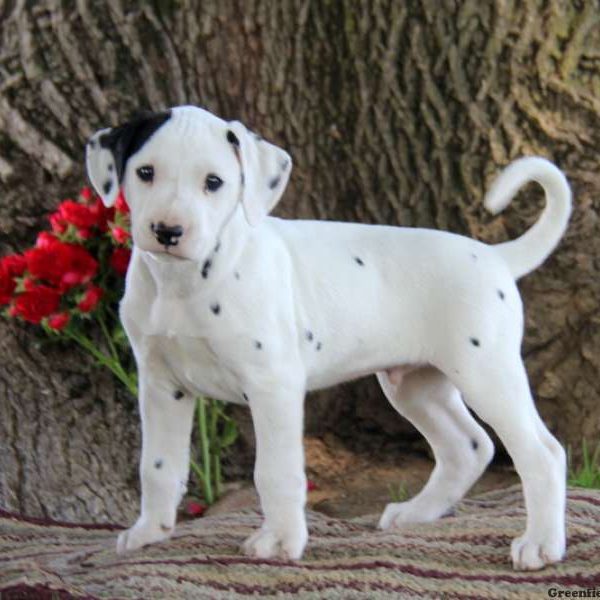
xmin=116 ymin=517 xmax=174 ymax=554
xmin=511 ymin=534 xmax=565 ymax=570
xmin=378 ymin=500 xmax=445 ymax=529
xmin=241 ymin=523 xmax=308 ymax=560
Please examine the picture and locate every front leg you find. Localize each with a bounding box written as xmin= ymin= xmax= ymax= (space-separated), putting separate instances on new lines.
xmin=117 ymin=370 xmax=195 ymax=553
xmin=242 ymin=375 xmax=308 ymax=560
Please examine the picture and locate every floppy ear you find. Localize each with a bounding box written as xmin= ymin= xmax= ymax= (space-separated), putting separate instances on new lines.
xmin=85 ymin=111 xmax=171 ymax=207
xmin=86 ymin=128 xmax=120 ymax=207
xmin=226 ymin=121 xmax=292 ymax=226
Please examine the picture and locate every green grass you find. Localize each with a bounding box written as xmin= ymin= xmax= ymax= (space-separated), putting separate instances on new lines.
xmin=567 ymin=440 xmax=600 ymax=489
xmin=388 ymin=482 xmax=410 ymax=503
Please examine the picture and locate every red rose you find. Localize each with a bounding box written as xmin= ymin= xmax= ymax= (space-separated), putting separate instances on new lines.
xmin=26 ymin=241 xmax=97 ymax=290
xmin=49 ymin=211 xmax=67 ymax=234
xmin=1 ymin=254 xmax=27 ymax=277
xmin=77 ymin=228 xmax=92 ymax=240
xmin=78 ymin=285 xmax=103 ymax=313
xmin=36 ymin=232 xmax=59 ymax=249
xmin=110 ymin=247 xmax=131 ymax=276
xmin=111 ymin=226 xmax=130 ymax=245
xmin=12 ymin=285 xmax=61 ymax=324
xmin=89 ymin=198 xmax=114 ymax=232
xmin=79 ymin=187 xmax=93 ymax=202
xmin=0 ymin=263 xmax=16 ymax=305
xmin=0 ymin=254 xmax=28 ymax=305
xmin=184 ymin=500 xmax=206 ymax=517
xmin=115 ymin=191 xmax=130 ymax=215
xmin=62 ymin=245 xmax=97 ymax=288
xmin=58 ymin=200 xmax=99 ymax=229
xmin=47 ymin=312 xmax=70 ymax=331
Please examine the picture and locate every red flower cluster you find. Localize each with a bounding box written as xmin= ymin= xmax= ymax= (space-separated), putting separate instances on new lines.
xmin=1 ymin=187 xmax=131 ymax=328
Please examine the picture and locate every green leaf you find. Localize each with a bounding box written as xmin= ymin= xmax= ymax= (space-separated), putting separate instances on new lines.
xmin=220 ymin=419 xmax=238 ymax=448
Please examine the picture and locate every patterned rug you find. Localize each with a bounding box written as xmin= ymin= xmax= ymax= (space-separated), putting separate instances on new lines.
xmin=1 ymin=485 xmax=599 ymax=599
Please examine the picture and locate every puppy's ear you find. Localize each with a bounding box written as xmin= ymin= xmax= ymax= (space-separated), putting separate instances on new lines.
xmin=226 ymin=121 xmax=292 ymax=227
xmin=85 ymin=111 xmax=171 ymax=207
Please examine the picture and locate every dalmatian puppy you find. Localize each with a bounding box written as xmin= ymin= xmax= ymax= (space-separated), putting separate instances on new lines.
xmin=86 ymin=106 xmax=571 ymax=570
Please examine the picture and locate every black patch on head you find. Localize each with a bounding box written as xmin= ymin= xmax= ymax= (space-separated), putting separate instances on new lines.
xmin=306 ymin=330 xmax=314 ymax=342
xmin=471 ymin=439 xmax=479 ymax=450
xmin=316 ymin=342 xmax=322 ymax=351
xmin=173 ymin=390 xmax=184 ymax=400
xmin=242 ymin=392 xmax=249 ymax=402
xmin=227 ymin=130 xmax=240 ymax=146
xmin=470 ymin=337 xmax=480 ymax=347
xmin=154 ymin=459 xmax=163 ymax=469
xmin=255 ymin=340 xmax=262 ymax=350
xmin=210 ymin=302 xmax=221 ymax=315
xmin=202 ymin=259 xmax=212 ymax=279
xmin=354 ymin=256 xmax=364 ymax=266
xmin=269 ymin=175 xmax=281 ymax=190
xmin=99 ymin=110 xmax=171 ymax=182
xmin=103 ymin=180 xmax=113 ymax=195
xmin=234 ymin=271 xmax=240 ymax=280
xmin=498 ymin=290 xmax=505 ymax=300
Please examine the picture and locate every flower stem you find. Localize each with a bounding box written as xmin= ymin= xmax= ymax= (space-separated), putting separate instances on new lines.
xmin=66 ymin=330 xmax=137 ymax=396
xmin=197 ymin=396 xmax=214 ymax=505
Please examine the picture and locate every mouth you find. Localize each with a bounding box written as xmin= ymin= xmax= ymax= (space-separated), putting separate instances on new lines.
xmin=144 ymin=249 xmax=191 ymax=263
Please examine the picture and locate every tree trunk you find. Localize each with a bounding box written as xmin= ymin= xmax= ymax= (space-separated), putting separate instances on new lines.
xmin=1 ymin=0 xmax=598 ymax=521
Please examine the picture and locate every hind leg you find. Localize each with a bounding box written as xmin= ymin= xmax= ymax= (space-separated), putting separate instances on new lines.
xmin=377 ymin=366 xmax=494 ymax=529
xmin=457 ymin=357 xmax=566 ymax=570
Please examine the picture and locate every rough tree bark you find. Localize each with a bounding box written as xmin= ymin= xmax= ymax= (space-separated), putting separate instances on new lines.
xmin=0 ymin=0 xmax=598 ymax=522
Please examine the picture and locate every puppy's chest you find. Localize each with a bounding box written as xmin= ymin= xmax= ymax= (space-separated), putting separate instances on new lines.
xmin=153 ymin=335 xmax=246 ymax=404
xmin=138 ymin=292 xmax=260 ymax=404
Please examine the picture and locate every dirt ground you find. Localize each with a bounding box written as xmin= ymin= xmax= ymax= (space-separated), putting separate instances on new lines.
xmin=199 ymin=434 xmax=519 ymax=520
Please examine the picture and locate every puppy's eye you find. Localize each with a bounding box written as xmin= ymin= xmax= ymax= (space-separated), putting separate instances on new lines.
xmin=205 ymin=174 xmax=223 ymax=192
xmin=136 ymin=165 xmax=154 ymax=182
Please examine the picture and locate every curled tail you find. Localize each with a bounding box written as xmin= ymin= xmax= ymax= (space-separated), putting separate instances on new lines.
xmin=485 ymin=156 xmax=572 ymax=280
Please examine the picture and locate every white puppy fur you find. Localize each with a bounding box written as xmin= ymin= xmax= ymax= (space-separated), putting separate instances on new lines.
xmin=86 ymin=106 xmax=571 ymax=570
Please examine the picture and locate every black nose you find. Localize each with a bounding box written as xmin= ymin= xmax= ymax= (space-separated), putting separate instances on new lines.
xmin=151 ymin=222 xmax=184 ymax=247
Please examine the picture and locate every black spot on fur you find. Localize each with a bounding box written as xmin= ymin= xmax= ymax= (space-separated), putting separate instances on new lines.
xmin=227 ymin=130 xmax=240 ymax=146
xmin=316 ymin=342 xmax=322 ymax=351
xmin=234 ymin=271 xmax=240 ymax=280
xmin=211 ymin=303 xmax=221 ymax=315
xmin=269 ymin=175 xmax=281 ymax=190
xmin=498 ymin=290 xmax=505 ymax=300
xmin=202 ymin=259 xmax=212 ymax=279
xmin=306 ymin=330 xmax=314 ymax=342
xmin=99 ymin=110 xmax=171 ymax=182
xmin=154 ymin=459 xmax=163 ymax=469
xmin=354 ymin=257 xmax=364 ymax=266
xmin=255 ymin=341 xmax=263 ymax=350
xmin=470 ymin=337 xmax=480 ymax=347
xmin=173 ymin=390 xmax=184 ymax=400
xmin=242 ymin=392 xmax=249 ymax=402
xmin=103 ymin=180 xmax=113 ymax=195
xmin=471 ymin=439 xmax=479 ymax=450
